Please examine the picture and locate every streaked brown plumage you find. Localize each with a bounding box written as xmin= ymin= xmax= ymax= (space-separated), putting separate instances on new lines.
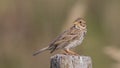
xmin=33 ymin=18 xmax=87 ymax=56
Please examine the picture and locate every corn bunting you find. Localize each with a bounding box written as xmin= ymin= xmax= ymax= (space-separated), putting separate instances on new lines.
xmin=33 ymin=18 xmax=87 ymax=56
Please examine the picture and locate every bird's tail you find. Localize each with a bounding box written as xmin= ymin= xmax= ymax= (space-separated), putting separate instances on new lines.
xmin=33 ymin=46 xmax=49 ymax=56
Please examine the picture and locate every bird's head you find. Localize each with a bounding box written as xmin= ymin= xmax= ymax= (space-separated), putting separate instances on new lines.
xmin=73 ymin=18 xmax=86 ymax=29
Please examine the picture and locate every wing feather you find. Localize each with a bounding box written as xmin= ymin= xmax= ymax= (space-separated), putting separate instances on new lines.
xmin=48 ymin=26 xmax=81 ymax=53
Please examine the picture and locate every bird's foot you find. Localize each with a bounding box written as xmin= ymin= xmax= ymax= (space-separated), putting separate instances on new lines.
xmin=63 ymin=49 xmax=80 ymax=56
xmin=62 ymin=52 xmax=79 ymax=56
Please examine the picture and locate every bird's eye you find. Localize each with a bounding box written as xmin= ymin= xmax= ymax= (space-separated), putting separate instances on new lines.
xmin=79 ymin=21 xmax=82 ymax=23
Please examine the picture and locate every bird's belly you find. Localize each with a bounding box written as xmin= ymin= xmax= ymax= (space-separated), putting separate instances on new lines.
xmin=65 ymin=36 xmax=84 ymax=49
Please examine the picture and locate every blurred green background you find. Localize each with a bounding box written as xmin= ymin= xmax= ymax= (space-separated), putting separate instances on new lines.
xmin=0 ymin=0 xmax=120 ymax=68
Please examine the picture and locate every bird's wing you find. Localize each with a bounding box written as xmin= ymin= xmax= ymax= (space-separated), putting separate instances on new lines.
xmin=48 ymin=27 xmax=79 ymax=53
xmin=53 ymin=34 xmax=77 ymax=45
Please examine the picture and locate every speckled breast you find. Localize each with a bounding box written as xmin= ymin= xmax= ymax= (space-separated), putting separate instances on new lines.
xmin=65 ymin=31 xmax=86 ymax=49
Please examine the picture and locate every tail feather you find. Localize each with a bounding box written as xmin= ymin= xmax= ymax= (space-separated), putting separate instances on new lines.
xmin=33 ymin=46 xmax=49 ymax=56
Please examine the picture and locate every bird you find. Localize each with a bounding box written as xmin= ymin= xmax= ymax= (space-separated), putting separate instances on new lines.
xmin=33 ymin=18 xmax=87 ymax=56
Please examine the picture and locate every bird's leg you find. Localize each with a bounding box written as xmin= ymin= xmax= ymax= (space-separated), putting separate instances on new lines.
xmin=64 ymin=49 xmax=79 ymax=55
